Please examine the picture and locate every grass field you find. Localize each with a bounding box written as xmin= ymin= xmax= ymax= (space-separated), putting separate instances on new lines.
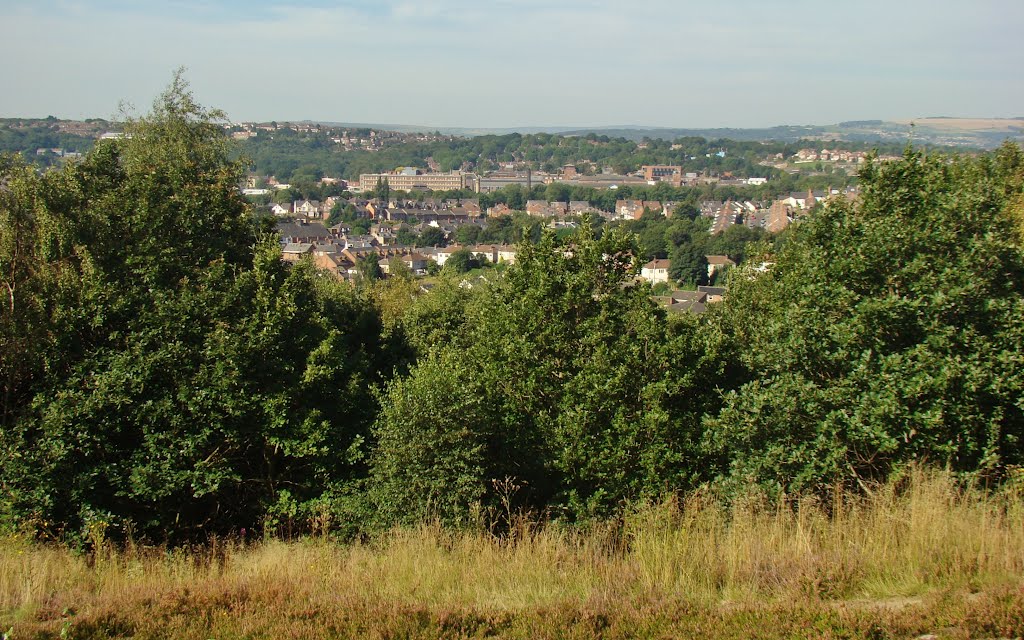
xmin=2 ymin=468 xmax=1023 ymax=639
xmin=893 ymin=118 xmax=1024 ymax=132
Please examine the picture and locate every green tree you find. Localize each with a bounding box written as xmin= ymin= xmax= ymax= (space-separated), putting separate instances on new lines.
xmin=375 ymin=176 xmax=390 ymax=203
xmin=706 ymin=147 xmax=1024 ymax=495
xmin=0 ymin=75 xmax=389 ymax=542
xmin=669 ymin=244 xmax=709 ymax=287
xmin=355 ymin=253 xmax=382 ymax=285
xmin=372 ymin=219 xmax=723 ymax=523
xmin=418 ymin=226 xmax=447 ymax=247
xmin=455 ymin=224 xmax=481 ymax=245
xmin=395 ymin=225 xmax=417 ymax=246
xmin=388 ymin=256 xmax=413 ymax=281
xmin=442 ymin=247 xmax=476 ymax=274
xmin=708 ymin=224 xmax=765 ymax=264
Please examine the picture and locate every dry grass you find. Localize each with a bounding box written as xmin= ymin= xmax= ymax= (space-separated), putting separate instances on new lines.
xmin=2 ymin=467 xmax=1023 ymax=639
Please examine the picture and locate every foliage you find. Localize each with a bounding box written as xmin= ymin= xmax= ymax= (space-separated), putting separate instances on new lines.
xmin=0 ymin=75 xmax=387 ymax=543
xmin=706 ymin=145 xmax=1024 ymax=494
xmin=373 ymin=176 xmax=390 ymax=202
xmin=417 ymin=225 xmax=446 ymax=247
xmin=354 ymin=253 xmax=382 ymax=286
xmin=6 ymin=80 xmax=1024 ymax=545
xmin=441 ymin=247 xmax=477 ymax=274
xmin=372 ymin=219 xmax=727 ymax=523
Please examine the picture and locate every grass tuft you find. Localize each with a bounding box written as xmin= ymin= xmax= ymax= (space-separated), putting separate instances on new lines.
xmin=2 ymin=467 xmax=1022 ymax=638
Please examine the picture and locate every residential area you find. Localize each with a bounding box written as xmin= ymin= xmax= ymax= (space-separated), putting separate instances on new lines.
xmin=265 ymin=163 xmax=853 ymax=312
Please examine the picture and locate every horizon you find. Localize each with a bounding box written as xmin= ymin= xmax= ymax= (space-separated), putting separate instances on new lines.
xmin=2 ymin=1 xmax=1022 ymax=128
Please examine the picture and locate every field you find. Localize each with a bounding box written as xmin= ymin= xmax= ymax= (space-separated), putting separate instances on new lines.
xmin=2 ymin=468 xmax=1023 ymax=639
xmin=893 ymin=118 xmax=1024 ymax=133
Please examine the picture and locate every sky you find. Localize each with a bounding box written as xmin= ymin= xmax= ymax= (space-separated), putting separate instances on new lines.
xmin=2 ymin=0 xmax=1022 ymax=129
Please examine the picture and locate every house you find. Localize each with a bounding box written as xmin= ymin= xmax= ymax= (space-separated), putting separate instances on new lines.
xmin=616 ymin=200 xmax=643 ymax=220
xmin=311 ymin=242 xmax=341 ymax=256
xmin=323 ymin=195 xmax=346 ymax=213
xmin=277 ymin=220 xmax=332 ymax=244
xmin=487 ymin=203 xmax=513 ymax=217
xmin=569 ymin=201 xmax=597 ymax=215
xmin=370 ymin=225 xmax=397 ymax=246
xmin=642 ymin=201 xmax=664 ymax=216
xmin=706 ymin=255 xmax=736 ymax=279
xmin=433 ymin=244 xmax=464 ymax=267
xmin=495 ymin=245 xmax=518 ymax=264
xmin=469 ymin=244 xmax=497 ymax=263
xmin=342 ymin=234 xmax=378 ymax=251
xmin=403 ymin=252 xmax=428 ymax=275
xmin=711 ymin=201 xmax=744 ymax=235
xmin=642 ymin=165 xmax=683 ymax=186
xmin=548 ymin=219 xmax=579 ymax=231
xmin=311 ymin=253 xmax=349 ymax=279
xmin=781 ymin=189 xmax=825 ymax=210
xmin=641 ymin=258 xmax=671 ymax=284
xmin=657 ymin=290 xmax=708 ymax=314
xmin=698 ymin=285 xmax=727 ymax=303
xmin=282 ymin=243 xmax=315 ymax=262
xmin=526 ymin=200 xmax=549 ymax=216
xmin=270 ymin=202 xmax=292 ymax=217
xmin=293 ymin=199 xmax=322 ymax=218
xmin=700 ymin=201 xmax=724 ymax=218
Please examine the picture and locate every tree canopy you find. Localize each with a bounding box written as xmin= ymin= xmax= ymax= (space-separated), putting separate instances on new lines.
xmin=706 ymin=145 xmax=1024 ymax=493
xmin=3 ymin=79 xmax=1023 ymax=543
xmin=0 ymin=75 xmax=389 ymax=543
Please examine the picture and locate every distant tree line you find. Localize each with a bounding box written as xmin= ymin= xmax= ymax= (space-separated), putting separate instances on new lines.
xmin=238 ymin=128 xmax=909 ymax=187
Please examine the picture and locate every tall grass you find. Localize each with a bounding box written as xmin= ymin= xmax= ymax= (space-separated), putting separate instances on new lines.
xmin=2 ymin=467 xmax=1023 ymax=639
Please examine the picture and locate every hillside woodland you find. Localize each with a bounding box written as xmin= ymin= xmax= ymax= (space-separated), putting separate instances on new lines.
xmin=2 ymin=80 xmax=1024 ymax=546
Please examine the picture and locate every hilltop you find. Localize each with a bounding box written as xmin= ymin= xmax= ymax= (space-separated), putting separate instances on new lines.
xmin=308 ymin=118 xmax=1024 ymax=149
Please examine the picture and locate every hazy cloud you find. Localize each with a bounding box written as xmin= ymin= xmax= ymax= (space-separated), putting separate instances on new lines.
xmin=1 ymin=0 xmax=1020 ymax=126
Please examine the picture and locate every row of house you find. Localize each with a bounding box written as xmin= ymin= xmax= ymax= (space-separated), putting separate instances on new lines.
xmin=277 ymin=217 xmax=729 ymax=315
xmin=615 ymin=200 xmax=677 ymax=220
xmin=700 ymin=187 xmax=855 ymax=235
xmin=282 ymin=239 xmax=520 ymax=281
xmin=793 ymin=148 xmax=870 ymax=163
xmin=524 ymin=200 xmax=604 ymax=217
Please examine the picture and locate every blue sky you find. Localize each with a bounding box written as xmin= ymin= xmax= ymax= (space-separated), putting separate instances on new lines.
xmin=2 ymin=0 xmax=1022 ymax=128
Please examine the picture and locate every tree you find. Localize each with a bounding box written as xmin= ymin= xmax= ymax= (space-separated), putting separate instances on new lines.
xmin=706 ymin=146 xmax=1024 ymax=495
xmin=669 ymin=244 xmax=709 ymax=287
xmin=455 ymin=224 xmax=481 ymax=245
xmin=394 ymin=225 xmax=417 ymax=246
xmin=0 ymin=156 xmax=60 ymax=432
xmin=372 ymin=219 xmax=722 ymax=523
xmin=442 ymin=247 xmax=476 ymax=274
xmin=355 ymin=253 xmax=382 ymax=285
xmin=417 ymin=226 xmax=446 ymax=247
xmin=0 ymin=75 xmax=390 ymax=542
xmin=374 ymin=176 xmax=390 ymax=203
xmin=708 ymin=224 xmax=765 ymax=264
xmin=388 ymin=256 xmax=413 ymax=281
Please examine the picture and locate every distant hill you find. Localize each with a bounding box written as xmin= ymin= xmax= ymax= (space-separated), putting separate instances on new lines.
xmin=5 ymin=115 xmax=1022 ymax=151
xmin=310 ymin=118 xmax=1024 ymax=150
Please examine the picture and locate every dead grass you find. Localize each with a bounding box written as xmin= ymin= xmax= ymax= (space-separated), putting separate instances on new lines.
xmin=2 ymin=467 xmax=1023 ymax=639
